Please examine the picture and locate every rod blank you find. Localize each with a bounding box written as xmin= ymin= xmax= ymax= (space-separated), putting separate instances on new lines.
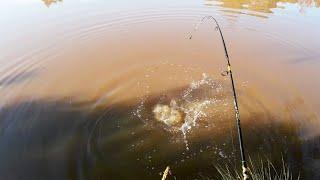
xmin=189 ymin=16 xmax=249 ymax=180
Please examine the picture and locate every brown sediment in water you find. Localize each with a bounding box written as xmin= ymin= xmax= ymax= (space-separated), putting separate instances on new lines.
xmin=0 ymin=0 xmax=320 ymax=179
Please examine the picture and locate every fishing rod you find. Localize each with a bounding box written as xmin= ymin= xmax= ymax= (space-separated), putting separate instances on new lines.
xmin=189 ymin=16 xmax=249 ymax=180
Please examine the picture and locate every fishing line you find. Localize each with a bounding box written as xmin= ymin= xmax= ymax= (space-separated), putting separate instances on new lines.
xmin=189 ymin=16 xmax=249 ymax=180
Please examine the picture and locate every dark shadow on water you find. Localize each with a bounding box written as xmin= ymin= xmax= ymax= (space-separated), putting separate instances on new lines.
xmin=0 ymin=85 xmax=318 ymax=179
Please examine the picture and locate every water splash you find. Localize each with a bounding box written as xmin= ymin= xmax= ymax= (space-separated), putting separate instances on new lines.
xmin=134 ymin=73 xmax=224 ymax=150
xmin=179 ymin=99 xmax=213 ymax=150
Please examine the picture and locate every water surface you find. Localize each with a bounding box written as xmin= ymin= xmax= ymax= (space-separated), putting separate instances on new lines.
xmin=0 ymin=0 xmax=320 ymax=179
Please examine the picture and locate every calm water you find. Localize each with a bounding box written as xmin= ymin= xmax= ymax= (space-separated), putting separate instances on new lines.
xmin=0 ymin=0 xmax=320 ymax=179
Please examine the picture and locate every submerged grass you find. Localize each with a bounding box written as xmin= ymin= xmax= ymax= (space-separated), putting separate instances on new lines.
xmin=215 ymin=158 xmax=300 ymax=180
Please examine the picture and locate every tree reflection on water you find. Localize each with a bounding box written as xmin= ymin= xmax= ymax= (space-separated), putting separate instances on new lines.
xmin=42 ymin=0 xmax=63 ymax=7
xmin=204 ymin=0 xmax=320 ymax=13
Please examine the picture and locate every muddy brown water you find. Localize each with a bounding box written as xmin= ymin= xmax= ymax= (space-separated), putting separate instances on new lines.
xmin=0 ymin=0 xmax=320 ymax=179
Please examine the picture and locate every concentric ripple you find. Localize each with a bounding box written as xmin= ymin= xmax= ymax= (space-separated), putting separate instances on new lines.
xmin=0 ymin=0 xmax=319 ymax=179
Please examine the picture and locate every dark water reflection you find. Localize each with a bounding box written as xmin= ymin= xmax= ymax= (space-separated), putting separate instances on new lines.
xmin=0 ymin=0 xmax=320 ymax=179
